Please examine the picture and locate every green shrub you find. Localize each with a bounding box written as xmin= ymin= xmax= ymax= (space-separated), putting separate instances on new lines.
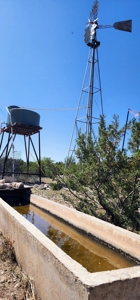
xmin=50 ymin=182 xmax=62 ymax=190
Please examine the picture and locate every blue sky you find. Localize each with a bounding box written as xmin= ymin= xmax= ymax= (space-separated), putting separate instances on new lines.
xmin=0 ymin=0 xmax=139 ymax=162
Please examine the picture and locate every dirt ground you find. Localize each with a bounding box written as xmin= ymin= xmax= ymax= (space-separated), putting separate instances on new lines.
xmin=0 ymin=232 xmax=40 ymax=300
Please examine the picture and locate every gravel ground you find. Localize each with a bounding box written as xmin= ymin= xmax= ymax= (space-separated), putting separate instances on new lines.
xmin=31 ymin=184 xmax=78 ymax=209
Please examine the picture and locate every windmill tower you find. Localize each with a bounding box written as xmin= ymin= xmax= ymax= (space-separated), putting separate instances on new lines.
xmin=66 ymin=0 xmax=132 ymax=165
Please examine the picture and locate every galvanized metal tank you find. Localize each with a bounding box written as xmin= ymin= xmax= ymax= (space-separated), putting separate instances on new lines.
xmin=7 ymin=106 xmax=40 ymax=127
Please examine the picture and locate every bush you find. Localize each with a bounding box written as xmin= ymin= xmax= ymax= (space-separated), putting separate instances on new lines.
xmin=50 ymin=182 xmax=62 ymax=190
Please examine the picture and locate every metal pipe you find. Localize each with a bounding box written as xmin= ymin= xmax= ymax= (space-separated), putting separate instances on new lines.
xmin=122 ymin=109 xmax=130 ymax=152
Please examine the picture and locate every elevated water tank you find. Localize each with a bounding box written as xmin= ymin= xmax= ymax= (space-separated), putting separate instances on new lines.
xmin=7 ymin=106 xmax=40 ymax=127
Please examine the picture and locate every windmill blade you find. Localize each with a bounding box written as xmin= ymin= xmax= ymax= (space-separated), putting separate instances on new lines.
xmin=113 ymin=20 xmax=132 ymax=32
xmin=91 ymin=0 xmax=99 ymax=18
xmin=84 ymin=25 xmax=91 ymax=44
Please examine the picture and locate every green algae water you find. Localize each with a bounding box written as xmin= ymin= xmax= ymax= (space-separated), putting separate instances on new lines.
xmin=14 ymin=204 xmax=138 ymax=273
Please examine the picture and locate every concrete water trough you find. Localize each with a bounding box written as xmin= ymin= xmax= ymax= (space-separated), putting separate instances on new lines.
xmin=0 ymin=194 xmax=140 ymax=299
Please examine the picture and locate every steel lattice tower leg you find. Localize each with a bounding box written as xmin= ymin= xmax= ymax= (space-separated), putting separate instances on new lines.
xmin=67 ymin=39 xmax=103 ymax=164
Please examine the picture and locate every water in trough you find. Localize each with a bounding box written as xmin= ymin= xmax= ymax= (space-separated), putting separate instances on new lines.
xmin=14 ymin=203 xmax=138 ymax=273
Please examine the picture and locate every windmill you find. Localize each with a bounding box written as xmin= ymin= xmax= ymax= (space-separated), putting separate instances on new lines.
xmin=66 ymin=0 xmax=132 ymax=165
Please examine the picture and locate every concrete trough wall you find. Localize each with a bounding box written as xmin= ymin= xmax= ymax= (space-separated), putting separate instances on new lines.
xmin=0 ymin=196 xmax=140 ymax=299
